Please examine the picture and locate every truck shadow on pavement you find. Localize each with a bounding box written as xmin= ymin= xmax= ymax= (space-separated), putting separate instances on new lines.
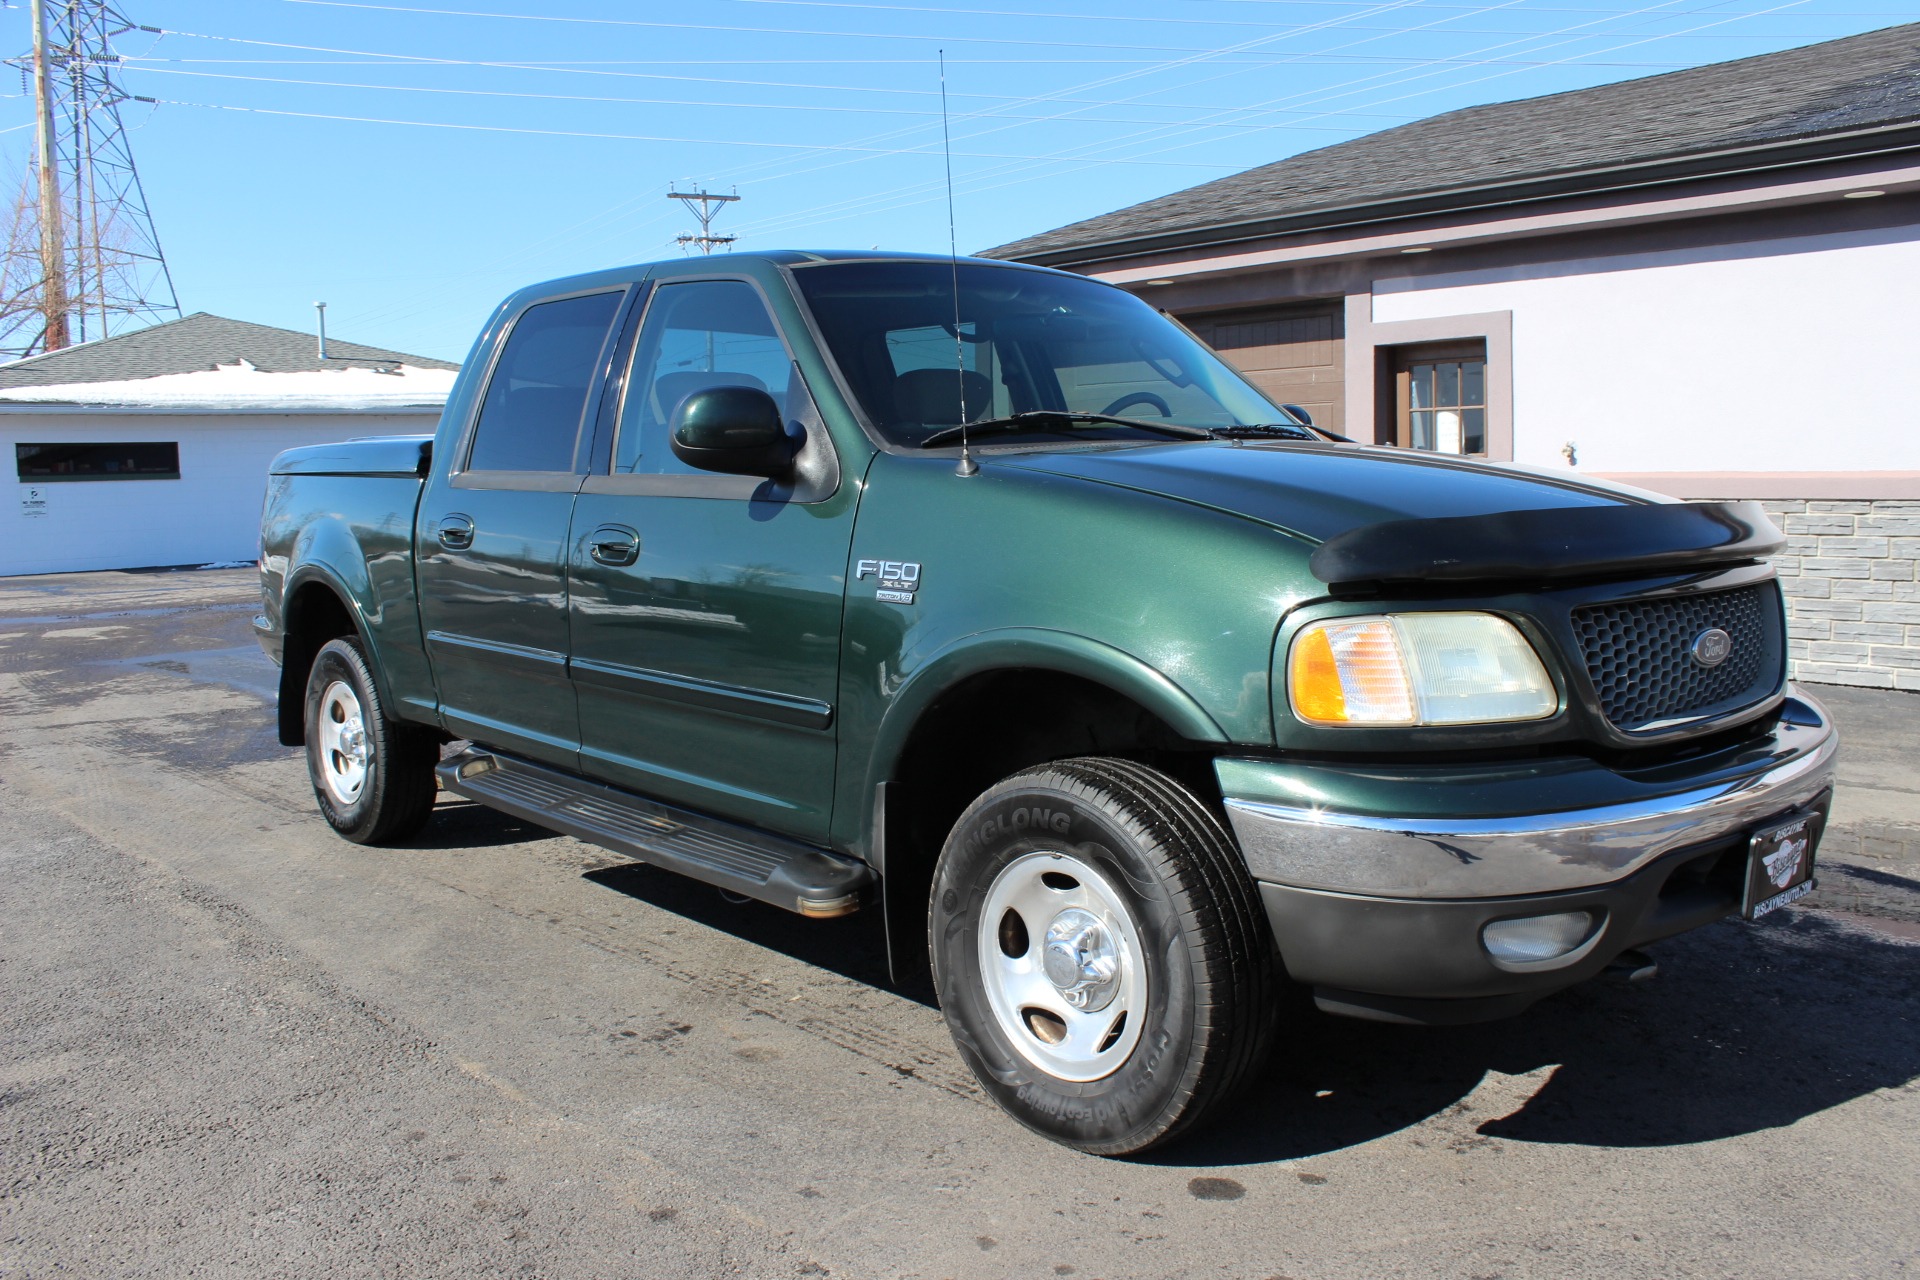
xmin=405 ymin=799 xmax=562 ymax=850
xmin=583 ymin=856 xmax=1920 ymax=1166
xmin=583 ymin=860 xmax=931 ymax=1002
xmin=1157 ymin=911 xmax=1920 ymax=1167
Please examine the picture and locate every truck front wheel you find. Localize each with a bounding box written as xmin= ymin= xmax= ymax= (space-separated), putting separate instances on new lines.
xmin=303 ymin=637 xmax=437 ymax=845
xmin=929 ymin=758 xmax=1277 ymax=1155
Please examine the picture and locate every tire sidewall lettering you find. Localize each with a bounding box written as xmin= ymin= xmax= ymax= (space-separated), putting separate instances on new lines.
xmin=931 ymin=779 xmax=1201 ymax=1145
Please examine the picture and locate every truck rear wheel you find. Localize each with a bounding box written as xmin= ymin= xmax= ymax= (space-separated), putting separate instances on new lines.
xmin=929 ymin=757 xmax=1277 ymax=1155
xmin=303 ymin=637 xmax=437 ymax=845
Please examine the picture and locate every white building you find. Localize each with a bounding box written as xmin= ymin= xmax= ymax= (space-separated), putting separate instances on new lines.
xmin=3 ymin=313 xmax=457 ymax=577
xmin=992 ymin=23 xmax=1920 ymax=689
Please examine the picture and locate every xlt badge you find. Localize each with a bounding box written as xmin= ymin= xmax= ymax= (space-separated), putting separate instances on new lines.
xmin=856 ymin=558 xmax=921 ymax=605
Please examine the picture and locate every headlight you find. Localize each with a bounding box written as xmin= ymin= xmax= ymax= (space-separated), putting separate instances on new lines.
xmin=1288 ymin=613 xmax=1556 ymax=726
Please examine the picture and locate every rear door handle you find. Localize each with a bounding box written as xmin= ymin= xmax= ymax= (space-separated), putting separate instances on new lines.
xmin=588 ymin=524 xmax=640 ymax=567
xmin=436 ymin=514 xmax=475 ymax=550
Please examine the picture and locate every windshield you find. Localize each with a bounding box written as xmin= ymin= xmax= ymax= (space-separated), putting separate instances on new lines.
xmin=790 ymin=260 xmax=1290 ymax=447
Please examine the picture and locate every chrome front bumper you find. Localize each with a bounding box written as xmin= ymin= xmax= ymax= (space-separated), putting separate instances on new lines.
xmin=1220 ymin=692 xmax=1837 ymax=901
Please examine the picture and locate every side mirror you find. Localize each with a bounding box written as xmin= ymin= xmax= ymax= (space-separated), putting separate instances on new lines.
xmin=669 ymin=385 xmax=795 ymax=477
xmin=1279 ymin=402 xmax=1315 ymax=427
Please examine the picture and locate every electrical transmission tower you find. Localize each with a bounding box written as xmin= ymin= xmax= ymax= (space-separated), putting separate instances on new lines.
xmin=669 ymin=185 xmax=738 ymax=255
xmin=2 ymin=0 xmax=180 ymax=359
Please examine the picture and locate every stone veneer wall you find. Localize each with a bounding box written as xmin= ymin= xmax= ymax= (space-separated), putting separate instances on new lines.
xmin=1761 ymin=499 xmax=1920 ymax=691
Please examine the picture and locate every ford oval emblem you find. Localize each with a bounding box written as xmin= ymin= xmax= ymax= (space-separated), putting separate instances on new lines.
xmin=1691 ymin=627 xmax=1733 ymax=667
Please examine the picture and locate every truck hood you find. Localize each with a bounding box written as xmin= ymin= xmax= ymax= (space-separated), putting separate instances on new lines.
xmin=996 ymin=440 xmax=1641 ymax=544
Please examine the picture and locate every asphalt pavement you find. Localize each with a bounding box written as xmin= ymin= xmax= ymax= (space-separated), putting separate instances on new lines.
xmin=1 ymin=567 xmax=1916 ymax=1280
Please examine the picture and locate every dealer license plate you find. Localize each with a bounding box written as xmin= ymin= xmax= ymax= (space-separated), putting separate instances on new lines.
xmin=1743 ymin=812 xmax=1820 ymax=920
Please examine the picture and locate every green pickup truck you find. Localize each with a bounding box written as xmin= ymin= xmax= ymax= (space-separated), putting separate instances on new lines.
xmin=257 ymin=250 xmax=1835 ymax=1155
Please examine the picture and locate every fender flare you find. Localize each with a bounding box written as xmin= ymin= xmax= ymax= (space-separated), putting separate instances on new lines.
xmin=862 ymin=625 xmax=1228 ymax=809
xmin=278 ymin=551 xmax=391 ymax=745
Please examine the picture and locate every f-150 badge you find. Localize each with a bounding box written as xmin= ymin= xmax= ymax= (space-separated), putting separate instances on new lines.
xmin=857 ymin=558 xmax=921 ymax=605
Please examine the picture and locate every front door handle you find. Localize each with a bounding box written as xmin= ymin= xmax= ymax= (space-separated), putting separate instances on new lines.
xmin=436 ymin=513 xmax=475 ymax=550
xmin=588 ymin=524 xmax=640 ymax=567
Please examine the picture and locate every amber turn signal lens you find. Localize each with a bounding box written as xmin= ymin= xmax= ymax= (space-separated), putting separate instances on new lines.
xmin=1288 ymin=618 xmax=1416 ymax=725
xmin=1289 ymin=625 xmax=1349 ymax=723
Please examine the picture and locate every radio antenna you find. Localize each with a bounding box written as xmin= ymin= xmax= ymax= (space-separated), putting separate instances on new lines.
xmin=940 ymin=50 xmax=978 ymax=478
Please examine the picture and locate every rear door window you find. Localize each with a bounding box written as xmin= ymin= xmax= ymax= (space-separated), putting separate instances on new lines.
xmin=466 ymin=291 xmax=623 ymax=473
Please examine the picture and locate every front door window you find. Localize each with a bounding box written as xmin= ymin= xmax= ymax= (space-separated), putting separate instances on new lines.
xmin=614 ymin=280 xmax=795 ymax=475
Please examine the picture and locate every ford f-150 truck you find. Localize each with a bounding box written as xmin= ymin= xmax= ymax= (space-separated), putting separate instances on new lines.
xmin=257 ymin=250 xmax=1835 ymax=1155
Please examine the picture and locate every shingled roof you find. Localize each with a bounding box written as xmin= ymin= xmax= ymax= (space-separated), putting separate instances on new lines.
xmin=989 ymin=21 xmax=1920 ymax=265
xmin=0 ymin=312 xmax=458 ymax=390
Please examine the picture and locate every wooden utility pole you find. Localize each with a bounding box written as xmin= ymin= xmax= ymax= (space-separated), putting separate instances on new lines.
xmin=31 ymin=0 xmax=70 ymax=351
xmin=669 ymin=187 xmax=739 ymax=255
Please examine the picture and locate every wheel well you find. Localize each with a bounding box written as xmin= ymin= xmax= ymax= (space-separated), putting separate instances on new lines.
xmin=277 ymin=581 xmax=360 ymax=747
xmin=880 ymin=668 xmax=1222 ymax=977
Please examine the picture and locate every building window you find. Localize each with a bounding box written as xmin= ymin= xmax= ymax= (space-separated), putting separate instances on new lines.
xmin=1392 ymin=342 xmax=1486 ymax=454
xmin=15 ymin=441 xmax=180 ymax=481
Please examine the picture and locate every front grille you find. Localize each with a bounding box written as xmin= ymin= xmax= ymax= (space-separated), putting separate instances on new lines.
xmin=1571 ymin=582 xmax=1784 ymax=732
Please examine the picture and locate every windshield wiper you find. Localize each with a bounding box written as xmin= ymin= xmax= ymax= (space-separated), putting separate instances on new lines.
xmin=1211 ymin=422 xmax=1319 ymax=442
xmin=917 ymin=410 xmax=1216 ymax=449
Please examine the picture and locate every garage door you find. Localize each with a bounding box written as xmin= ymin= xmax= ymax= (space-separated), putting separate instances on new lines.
xmin=1180 ymin=303 xmax=1345 ymax=436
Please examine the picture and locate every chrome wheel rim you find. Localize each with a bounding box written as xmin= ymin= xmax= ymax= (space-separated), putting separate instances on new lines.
xmin=316 ymin=679 xmax=371 ymax=806
xmin=977 ymin=849 xmax=1147 ymax=1082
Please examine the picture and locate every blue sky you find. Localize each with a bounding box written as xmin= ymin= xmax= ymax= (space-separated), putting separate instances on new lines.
xmin=4 ymin=0 xmax=1915 ymax=360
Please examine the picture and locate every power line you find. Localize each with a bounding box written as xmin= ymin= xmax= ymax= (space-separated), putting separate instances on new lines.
xmin=1197 ymin=0 xmax=1903 ymax=10
xmin=721 ymin=0 xmax=1526 ymax=230
xmin=728 ymin=0 xmax=1804 ymax=241
xmin=725 ymin=0 xmax=1864 ymax=218
xmin=245 ymin=0 xmax=1439 ymax=331
xmin=127 ymin=40 xmax=1454 ymax=122
xmin=137 ymin=0 xmax=1888 ymax=338
xmin=149 ymin=96 xmax=1250 ymax=166
xmin=715 ymin=0 xmax=1453 ymax=205
xmin=266 ymin=0 xmax=1448 ymax=329
xmin=273 ymin=0 xmax=1884 ymax=340
xmin=116 ymin=65 xmax=1486 ymax=131
xmin=120 ymin=59 xmax=1428 ymax=118
xmin=1100 ymin=0 xmax=1821 ymax=170
xmin=278 ymin=0 xmax=1916 ymax=34
xmin=662 ymin=0 xmax=1920 ymax=19
xmin=273 ymin=0 xmax=1488 ymax=53
xmin=183 ymin=0 xmax=1443 ymax=339
xmin=273 ymin=0 xmax=1802 ymax=54
xmin=939 ymin=0 xmax=1816 ymax=232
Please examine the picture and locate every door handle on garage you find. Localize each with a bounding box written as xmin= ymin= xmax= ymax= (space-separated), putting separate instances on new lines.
xmin=588 ymin=524 xmax=640 ymax=567
xmin=436 ymin=514 xmax=475 ymax=550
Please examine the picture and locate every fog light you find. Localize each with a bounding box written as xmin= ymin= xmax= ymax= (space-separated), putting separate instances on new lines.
xmin=1482 ymin=911 xmax=1596 ymax=962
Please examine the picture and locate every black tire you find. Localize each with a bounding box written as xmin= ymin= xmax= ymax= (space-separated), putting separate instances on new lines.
xmin=303 ymin=636 xmax=438 ymax=845
xmin=929 ymin=757 xmax=1278 ymax=1155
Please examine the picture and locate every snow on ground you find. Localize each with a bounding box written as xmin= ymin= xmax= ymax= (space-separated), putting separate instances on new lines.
xmin=0 ymin=360 xmax=459 ymax=410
